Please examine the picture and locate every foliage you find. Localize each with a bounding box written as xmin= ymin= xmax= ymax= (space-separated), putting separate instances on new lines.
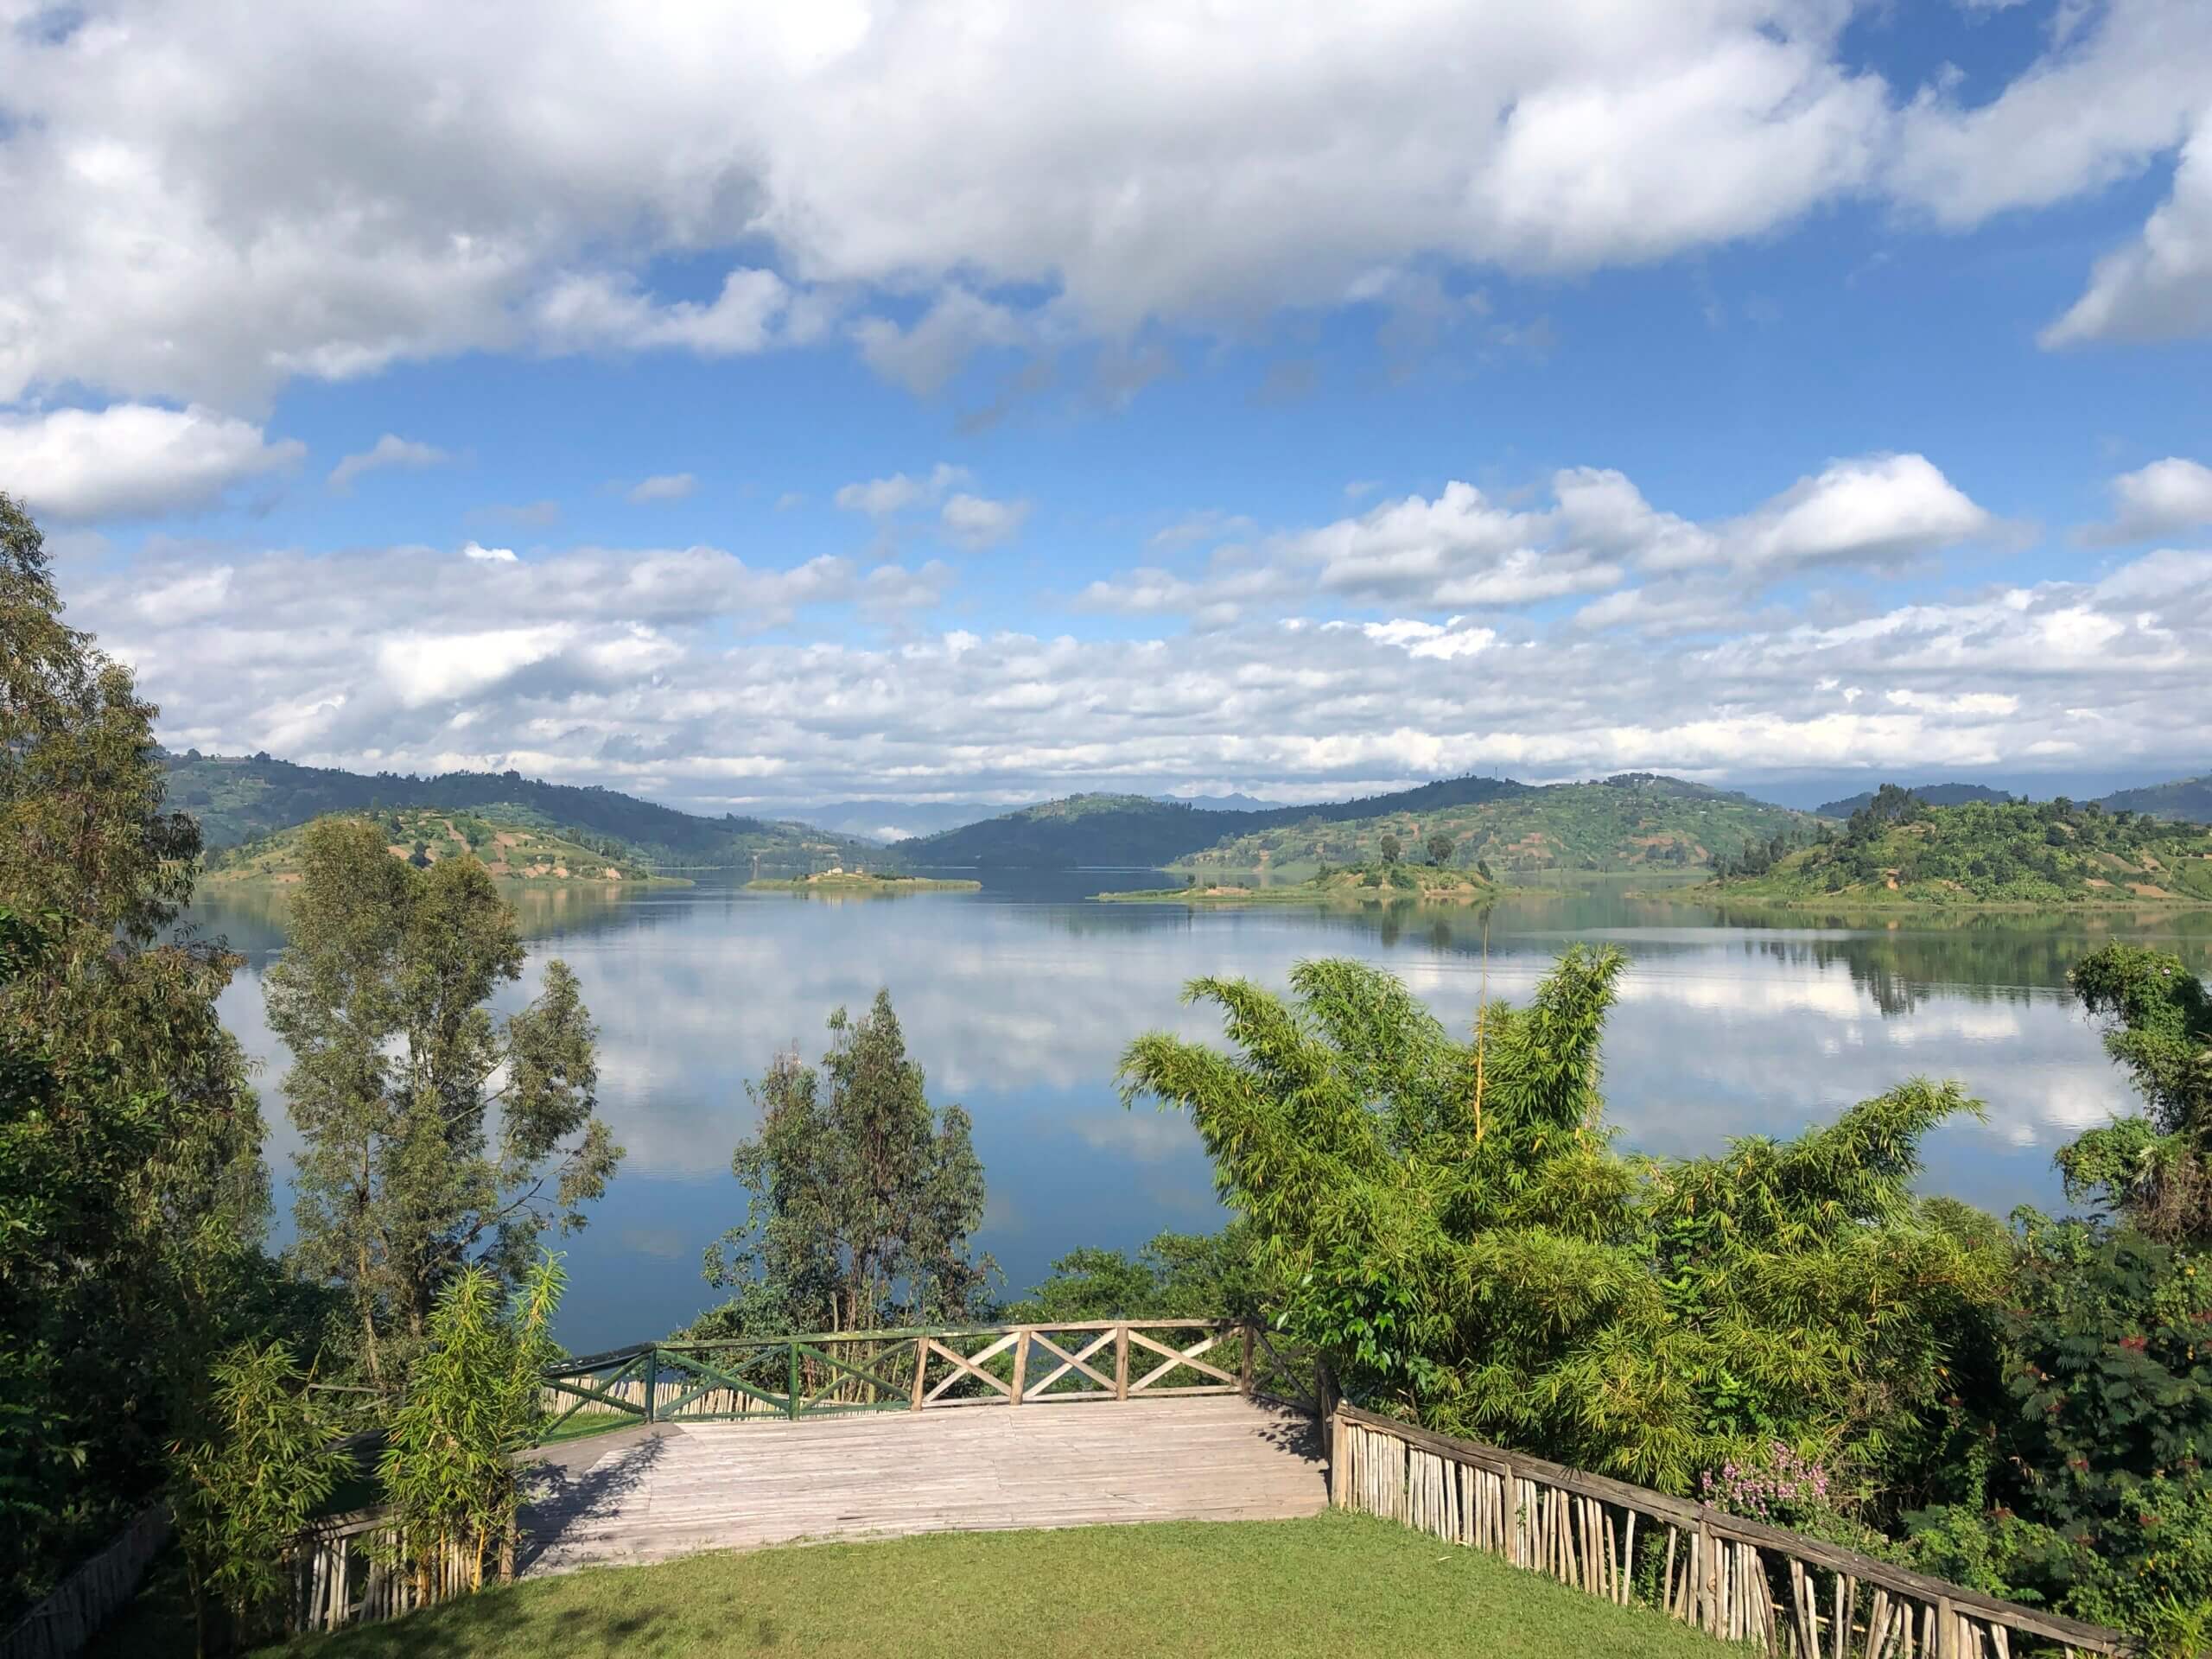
xmin=1814 ymin=782 xmax=2016 ymax=817
xmin=1709 ymin=791 xmax=2212 ymax=905
xmin=269 ymin=816 xmax=620 ymax=1391
xmin=2059 ymin=944 xmax=2212 ymax=1240
xmin=1118 ymin=950 xmax=1998 ymax=1506
xmin=159 ymin=748 xmax=878 ymax=867
xmin=378 ymin=1254 xmax=565 ymax=1596
xmin=0 ymin=493 xmax=270 ymax=1615
xmin=702 ymin=990 xmax=995 ymax=1333
xmin=1007 ymin=1224 xmax=1264 ymax=1322
xmin=1178 ymin=772 xmax=1811 ymax=879
xmin=168 ymin=1340 xmax=348 ymax=1655
xmin=1910 ymin=1217 xmax=2212 ymax=1643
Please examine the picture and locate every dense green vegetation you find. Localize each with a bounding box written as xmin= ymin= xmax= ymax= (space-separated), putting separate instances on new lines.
xmin=160 ymin=749 xmax=878 ymax=867
xmin=894 ymin=775 xmax=1532 ymax=868
xmin=1178 ymin=772 xmax=1812 ymax=878
xmin=1100 ymin=860 xmax=1496 ymax=905
xmin=203 ymin=806 xmax=675 ymax=885
xmin=1815 ymin=781 xmax=2016 ymax=817
xmin=1 ymin=493 xmax=278 ymax=1621
xmin=745 ymin=870 xmax=980 ymax=893
xmin=99 ymin=1514 xmax=1734 ymax=1659
xmin=1707 ymin=785 xmax=2212 ymax=905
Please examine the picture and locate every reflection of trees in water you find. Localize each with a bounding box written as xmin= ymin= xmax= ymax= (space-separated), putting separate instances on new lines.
xmin=185 ymin=874 xmax=690 ymax=960
xmin=1741 ymin=910 xmax=2212 ymax=1018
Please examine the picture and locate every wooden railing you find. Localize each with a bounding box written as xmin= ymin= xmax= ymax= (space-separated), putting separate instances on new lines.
xmin=537 ymin=1319 xmax=1319 ymax=1434
xmin=1331 ymin=1404 xmax=2134 ymax=1659
xmin=0 ymin=1508 xmax=168 ymax=1659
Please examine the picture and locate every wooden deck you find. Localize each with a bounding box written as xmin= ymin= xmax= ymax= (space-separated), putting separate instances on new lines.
xmin=519 ymin=1396 xmax=1327 ymax=1576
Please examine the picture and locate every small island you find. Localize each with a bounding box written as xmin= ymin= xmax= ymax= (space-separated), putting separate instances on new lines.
xmin=1099 ymin=861 xmax=1497 ymax=906
xmin=747 ymin=868 xmax=981 ymax=894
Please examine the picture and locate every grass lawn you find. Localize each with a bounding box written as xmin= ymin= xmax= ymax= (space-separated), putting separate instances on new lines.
xmin=105 ymin=1512 xmax=1734 ymax=1658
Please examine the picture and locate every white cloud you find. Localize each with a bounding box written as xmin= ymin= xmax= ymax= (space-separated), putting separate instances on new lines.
xmin=2082 ymin=456 xmax=2212 ymax=543
xmin=2044 ymin=113 xmax=2212 ymax=346
xmin=16 ymin=0 xmax=2202 ymax=412
xmin=939 ymin=493 xmax=1030 ymax=550
xmin=1084 ymin=454 xmax=1991 ymax=626
xmin=626 ymin=473 xmax=698 ymax=505
xmin=0 ymin=403 xmax=303 ymax=520
xmin=834 ymin=462 xmax=970 ymax=515
xmin=1720 ymin=454 xmax=1992 ymax=572
xmin=461 ymin=541 xmax=518 ymax=563
xmin=62 ymin=524 xmax=2212 ymax=807
xmin=328 ymin=433 xmax=449 ymax=493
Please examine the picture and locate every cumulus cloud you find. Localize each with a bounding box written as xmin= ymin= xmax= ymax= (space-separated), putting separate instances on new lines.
xmin=0 ymin=404 xmax=303 ymax=520
xmin=834 ymin=463 xmax=970 ymax=516
xmin=2044 ymin=113 xmax=2212 ymax=346
xmin=328 ymin=433 xmax=449 ymax=493
xmin=1082 ymin=454 xmax=1991 ymax=626
xmin=626 ymin=473 xmax=698 ymax=505
xmin=9 ymin=0 xmax=2206 ymax=416
xmin=73 ymin=530 xmax=2212 ymax=808
xmin=939 ymin=493 xmax=1030 ymax=550
xmin=2081 ymin=456 xmax=2212 ymax=543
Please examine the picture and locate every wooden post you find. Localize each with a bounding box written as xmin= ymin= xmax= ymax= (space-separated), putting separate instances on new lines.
xmin=910 ymin=1333 xmax=928 ymax=1410
xmin=1114 ymin=1323 xmax=1129 ymax=1401
xmin=786 ymin=1341 xmax=800 ymax=1420
xmin=1239 ymin=1323 xmax=1255 ymax=1395
xmin=643 ymin=1346 xmax=659 ymax=1424
xmin=1010 ymin=1327 xmax=1029 ymax=1406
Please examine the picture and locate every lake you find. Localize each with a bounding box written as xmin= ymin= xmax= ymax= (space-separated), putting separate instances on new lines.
xmin=188 ymin=872 xmax=2212 ymax=1351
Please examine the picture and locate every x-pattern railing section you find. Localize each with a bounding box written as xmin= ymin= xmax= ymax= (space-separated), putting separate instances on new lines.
xmin=539 ymin=1319 xmax=1319 ymax=1433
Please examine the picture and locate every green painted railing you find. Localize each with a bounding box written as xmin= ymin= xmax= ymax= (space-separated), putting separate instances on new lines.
xmin=538 ymin=1319 xmax=1319 ymax=1436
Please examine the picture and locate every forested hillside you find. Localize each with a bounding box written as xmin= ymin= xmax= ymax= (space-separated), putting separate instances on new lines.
xmin=894 ymin=776 xmax=1531 ymax=867
xmin=1815 ymin=781 xmax=2015 ymax=817
xmin=2100 ymin=772 xmax=2212 ymax=823
xmin=201 ymin=807 xmax=674 ymax=884
xmin=159 ymin=751 xmax=876 ymax=867
xmin=1176 ymin=773 xmax=1811 ymax=876
xmin=1709 ymin=785 xmax=2212 ymax=905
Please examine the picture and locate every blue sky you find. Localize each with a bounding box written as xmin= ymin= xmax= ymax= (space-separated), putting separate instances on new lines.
xmin=2 ymin=0 xmax=2208 ymax=811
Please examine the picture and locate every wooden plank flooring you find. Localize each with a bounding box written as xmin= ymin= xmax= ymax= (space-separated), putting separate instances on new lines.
xmin=519 ymin=1397 xmax=1327 ymax=1576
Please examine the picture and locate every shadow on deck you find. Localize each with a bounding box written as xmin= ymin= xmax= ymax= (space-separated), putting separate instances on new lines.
xmin=518 ymin=1396 xmax=1326 ymax=1577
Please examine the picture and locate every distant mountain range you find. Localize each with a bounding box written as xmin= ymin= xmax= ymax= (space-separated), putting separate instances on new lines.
xmin=785 ymin=791 xmax=1285 ymax=842
xmin=159 ymin=750 xmax=2212 ymax=880
xmin=895 ymin=775 xmax=1535 ymax=868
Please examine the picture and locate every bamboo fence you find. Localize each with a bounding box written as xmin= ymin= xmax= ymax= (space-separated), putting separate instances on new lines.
xmin=1331 ymin=1404 xmax=2134 ymax=1659
xmin=0 ymin=1507 xmax=168 ymax=1659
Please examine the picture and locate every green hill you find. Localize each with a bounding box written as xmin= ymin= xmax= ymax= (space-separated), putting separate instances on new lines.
xmin=894 ymin=776 xmax=1533 ymax=868
xmin=1175 ymin=774 xmax=1813 ymax=878
xmin=201 ymin=807 xmax=683 ymax=886
xmin=1704 ymin=786 xmax=2212 ymax=906
xmin=2099 ymin=772 xmax=2212 ymax=823
xmin=160 ymin=751 xmax=878 ymax=868
xmin=1815 ymin=781 xmax=2014 ymax=817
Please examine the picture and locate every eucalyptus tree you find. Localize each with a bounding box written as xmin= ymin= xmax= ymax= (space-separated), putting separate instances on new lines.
xmin=269 ymin=817 xmax=620 ymax=1389
xmin=704 ymin=990 xmax=994 ymax=1334
xmin=1 ymin=493 xmax=268 ymax=1611
xmin=1119 ymin=950 xmax=1996 ymax=1499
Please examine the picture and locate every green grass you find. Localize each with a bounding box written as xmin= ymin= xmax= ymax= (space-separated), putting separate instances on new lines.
xmin=107 ymin=1513 xmax=1733 ymax=1658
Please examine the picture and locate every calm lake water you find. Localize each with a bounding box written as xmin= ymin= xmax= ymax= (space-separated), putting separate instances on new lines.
xmin=187 ymin=872 xmax=2212 ymax=1351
